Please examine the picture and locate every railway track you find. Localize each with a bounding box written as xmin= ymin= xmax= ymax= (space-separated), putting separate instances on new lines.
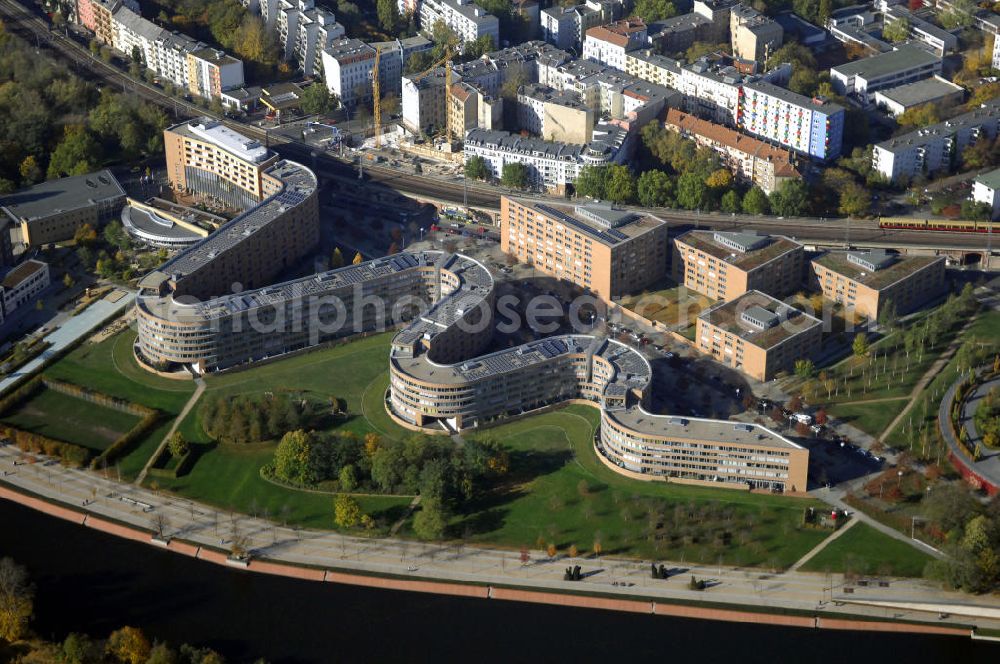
xmin=0 ymin=0 xmax=994 ymax=252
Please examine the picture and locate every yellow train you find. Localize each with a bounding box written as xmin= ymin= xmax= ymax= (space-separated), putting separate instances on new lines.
xmin=879 ymin=216 xmax=1000 ymax=233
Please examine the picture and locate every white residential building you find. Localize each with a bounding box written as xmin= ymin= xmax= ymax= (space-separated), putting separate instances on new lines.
xmin=294 ymin=6 xmax=345 ymax=77
xmin=541 ymin=0 xmax=620 ymax=51
xmin=973 ymin=168 xmax=1000 ymax=220
xmin=994 ymin=34 xmax=1000 ymax=70
xmin=321 ymin=38 xmax=376 ymax=106
xmin=872 ymin=99 xmax=1000 ymax=183
xmin=406 ymin=0 xmax=500 ymax=51
xmin=464 ymin=123 xmax=629 ymax=192
xmin=582 ymin=17 xmax=646 ymax=70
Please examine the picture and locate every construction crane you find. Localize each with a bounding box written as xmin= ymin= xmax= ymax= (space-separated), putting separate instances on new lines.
xmin=402 ymin=47 xmax=455 ymax=142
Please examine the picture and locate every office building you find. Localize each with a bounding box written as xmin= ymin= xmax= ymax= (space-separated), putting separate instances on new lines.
xmin=883 ymin=5 xmax=958 ymax=55
xmin=872 ymin=99 xmax=1000 ymax=183
xmin=696 ymin=290 xmax=822 ymax=382
xmin=829 ymin=44 xmax=941 ymax=101
xmin=672 ymin=229 xmax=804 ymax=301
xmin=872 ymin=76 xmax=965 ymax=118
xmin=0 ymin=170 xmax=125 ymax=246
xmin=809 ymin=250 xmax=946 ymax=320
xmin=500 ymin=197 xmax=668 ymax=300
xmin=663 ymin=109 xmax=800 ymax=194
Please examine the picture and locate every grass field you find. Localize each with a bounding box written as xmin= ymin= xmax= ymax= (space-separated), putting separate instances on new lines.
xmin=1 ymin=386 xmax=140 ymax=451
xmin=801 ymin=522 xmax=933 ymax=577
xmin=442 ymin=405 xmax=830 ymax=568
xmin=151 ymin=332 xmax=414 ymax=531
xmin=42 ymin=330 xmax=196 ymax=478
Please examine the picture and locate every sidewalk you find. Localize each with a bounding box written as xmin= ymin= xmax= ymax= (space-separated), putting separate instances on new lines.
xmin=1 ymin=443 xmax=993 ymax=631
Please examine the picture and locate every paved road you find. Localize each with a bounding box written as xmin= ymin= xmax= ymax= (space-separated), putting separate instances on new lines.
xmin=2 ymin=443 xmax=997 ymax=630
xmin=0 ymin=291 xmax=134 ymax=394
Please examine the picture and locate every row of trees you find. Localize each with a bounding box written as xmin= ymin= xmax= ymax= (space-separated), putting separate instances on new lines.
xmin=199 ymin=393 xmax=321 ymax=444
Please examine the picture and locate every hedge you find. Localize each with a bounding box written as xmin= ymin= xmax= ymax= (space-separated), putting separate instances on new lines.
xmin=146 ymin=447 xmax=195 ymax=479
xmin=0 ymin=424 xmax=91 ymax=468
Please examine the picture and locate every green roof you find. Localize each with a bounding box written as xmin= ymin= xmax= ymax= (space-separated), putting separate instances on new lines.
xmin=699 ymin=290 xmax=821 ymax=350
xmin=676 ymin=230 xmax=801 ymax=272
xmin=811 ymin=252 xmax=944 ymax=291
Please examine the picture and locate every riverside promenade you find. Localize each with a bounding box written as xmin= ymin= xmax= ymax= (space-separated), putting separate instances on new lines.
xmin=0 ymin=443 xmax=997 ymax=637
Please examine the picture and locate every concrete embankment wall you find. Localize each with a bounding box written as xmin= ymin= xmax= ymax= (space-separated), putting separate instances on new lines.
xmin=0 ymin=483 xmax=972 ymax=638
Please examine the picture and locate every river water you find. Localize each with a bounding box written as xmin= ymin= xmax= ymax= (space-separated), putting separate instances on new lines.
xmin=0 ymin=500 xmax=994 ymax=663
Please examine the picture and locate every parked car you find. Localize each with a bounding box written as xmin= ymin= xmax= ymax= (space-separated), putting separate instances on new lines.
xmin=792 ymin=413 xmax=813 ymax=425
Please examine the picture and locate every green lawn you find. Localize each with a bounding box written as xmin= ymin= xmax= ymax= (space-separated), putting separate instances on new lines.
xmin=150 ymin=332 xmax=414 ymax=531
xmin=42 ymin=330 xmax=196 ymax=478
xmin=149 ymin=440 xmax=412 ymax=531
xmin=1 ymin=387 xmax=140 ymax=451
xmin=828 ymin=401 xmax=907 ymax=438
xmin=801 ymin=522 xmax=933 ymax=577
xmin=441 ymin=405 xmax=830 ymax=568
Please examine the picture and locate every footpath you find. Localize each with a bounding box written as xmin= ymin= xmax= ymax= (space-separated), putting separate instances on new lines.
xmin=0 ymin=444 xmax=997 ymax=637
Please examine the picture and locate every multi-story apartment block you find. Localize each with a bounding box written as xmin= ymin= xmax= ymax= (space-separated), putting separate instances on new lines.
xmin=697 ymin=290 xmax=822 ymax=382
xmin=883 ymin=5 xmax=957 ymax=55
xmin=516 ymin=84 xmax=594 ymax=144
xmin=625 ymin=49 xmax=682 ymax=88
xmin=321 ymin=38 xmax=376 ymax=107
xmin=973 ymin=168 xmax=1000 ymax=220
xmin=646 ymin=0 xmax=733 ymax=54
xmin=994 ymin=34 xmax=1000 ymax=70
xmin=294 ymin=5 xmax=345 ymax=77
xmin=676 ymin=59 xmax=745 ymax=124
xmin=540 ymin=0 xmax=620 ymax=51
xmin=663 ymin=109 xmax=800 ymax=194
xmin=368 ymin=36 xmax=433 ymax=96
xmin=872 ymin=99 xmax=1000 ymax=183
xmin=105 ymin=6 xmax=244 ymax=98
xmin=830 ymin=44 xmax=941 ymax=102
xmin=739 ymin=80 xmax=845 ymax=160
xmin=408 ymin=0 xmax=500 ymax=51
xmin=729 ymin=4 xmax=782 ymax=63
xmin=0 ymin=170 xmax=125 ymax=246
xmin=448 ymin=82 xmax=479 ymax=139
xmin=464 ymin=123 xmax=629 ymax=193
xmin=402 ymin=67 xmax=451 ymax=135
xmin=582 ymin=17 xmax=647 ymax=70
xmin=77 ymin=0 xmax=138 ymax=38
xmin=500 ymin=197 xmax=668 ymax=300
xmin=672 ymin=229 xmax=803 ymax=302
xmin=809 ymin=250 xmax=946 ymax=320
xmin=187 ymin=47 xmax=245 ymax=100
